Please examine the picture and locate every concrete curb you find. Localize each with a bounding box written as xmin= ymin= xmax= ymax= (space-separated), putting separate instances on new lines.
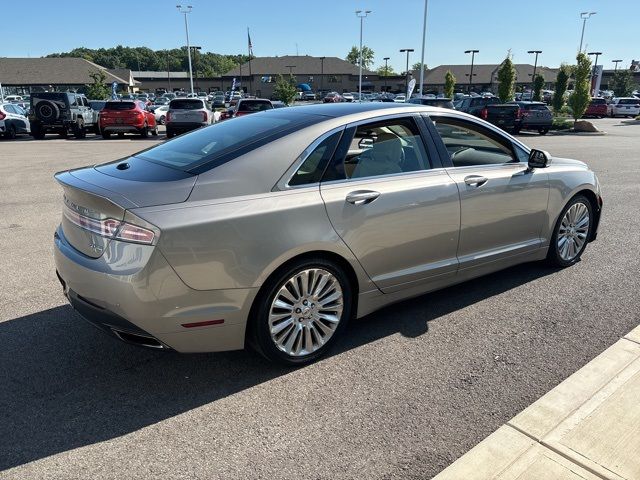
xmin=433 ymin=324 xmax=640 ymax=480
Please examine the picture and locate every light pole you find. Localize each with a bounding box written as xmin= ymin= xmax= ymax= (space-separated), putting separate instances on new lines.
xmin=418 ymin=0 xmax=429 ymax=96
xmin=612 ymin=59 xmax=622 ymax=72
xmin=176 ymin=5 xmax=194 ymax=95
xmin=578 ymin=11 xmax=596 ymax=53
xmin=319 ymin=56 xmax=325 ymax=93
xmin=400 ymin=48 xmax=414 ymax=95
xmin=465 ymin=49 xmax=479 ymax=93
xmin=165 ymin=50 xmax=172 ymax=92
xmin=191 ymin=46 xmax=201 ymax=92
xmin=356 ymin=10 xmax=371 ymax=100
xmin=588 ymin=51 xmax=602 ymax=95
xmin=238 ymin=55 xmax=243 ymax=93
xmin=528 ymin=50 xmax=542 ymax=99
xmin=383 ymin=57 xmax=390 ymax=92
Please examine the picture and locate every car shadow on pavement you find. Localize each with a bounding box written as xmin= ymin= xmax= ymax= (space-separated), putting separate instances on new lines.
xmin=0 ymin=262 xmax=555 ymax=471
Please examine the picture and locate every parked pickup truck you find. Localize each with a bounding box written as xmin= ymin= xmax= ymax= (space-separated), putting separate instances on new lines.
xmin=457 ymin=96 xmax=520 ymax=133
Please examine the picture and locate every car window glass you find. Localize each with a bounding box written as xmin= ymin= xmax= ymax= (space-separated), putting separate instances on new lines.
xmin=324 ymin=117 xmax=431 ymax=181
xmin=4 ymin=104 xmax=16 ymax=114
xmin=289 ymin=131 xmax=341 ymax=186
xmin=432 ymin=117 xmax=516 ymax=167
xmin=68 ymin=95 xmax=77 ymax=107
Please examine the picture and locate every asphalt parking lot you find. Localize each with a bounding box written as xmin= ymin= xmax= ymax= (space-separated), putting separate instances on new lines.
xmin=0 ymin=117 xmax=638 ymax=479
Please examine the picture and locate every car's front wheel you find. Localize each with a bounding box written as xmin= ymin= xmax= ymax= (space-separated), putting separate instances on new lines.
xmin=547 ymin=195 xmax=593 ymax=267
xmin=251 ymin=258 xmax=352 ymax=366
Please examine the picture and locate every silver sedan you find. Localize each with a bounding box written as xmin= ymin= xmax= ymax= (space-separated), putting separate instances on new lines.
xmin=53 ymin=103 xmax=602 ymax=365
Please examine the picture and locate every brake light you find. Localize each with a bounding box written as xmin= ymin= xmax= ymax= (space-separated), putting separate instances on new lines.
xmin=202 ymin=111 xmax=207 ymax=122
xmin=0 ymin=110 xmax=5 ymax=120
xmin=166 ymin=111 xmax=171 ymax=122
xmin=480 ymin=107 xmax=488 ymax=120
xmin=63 ymin=205 xmax=156 ymax=244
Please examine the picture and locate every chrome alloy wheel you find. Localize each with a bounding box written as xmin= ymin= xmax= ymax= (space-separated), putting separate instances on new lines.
xmin=557 ymin=202 xmax=590 ymax=261
xmin=268 ymin=268 xmax=343 ymax=357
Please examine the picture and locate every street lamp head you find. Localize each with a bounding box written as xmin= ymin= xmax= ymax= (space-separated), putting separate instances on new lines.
xmin=355 ymin=10 xmax=371 ymax=17
xmin=400 ymin=48 xmax=414 ymax=53
xmin=464 ymin=49 xmax=479 ymax=54
xmin=527 ymin=50 xmax=542 ymax=54
xmin=580 ymin=11 xmax=596 ymax=19
xmin=587 ymin=51 xmax=602 ymax=56
xmin=612 ymin=59 xmax=623 ymax=62
xmin=383 ymin=57 xmax=390 ymax=61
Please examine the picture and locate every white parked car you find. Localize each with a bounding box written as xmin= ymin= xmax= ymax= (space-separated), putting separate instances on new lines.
xmin=342 ymin=92 xmax=354 ymax=102
xmin=608 ymin=97 xmax=640 ymax=118
xmin=153 ymin=105 xmax=169 ymax=124
xmin=165 ymin=98 xmax=213 ymax=138
xmin=0 ymin=103 xmax=30 ymax=138
xmin=393 ymin=95 xmax=406 ymax=103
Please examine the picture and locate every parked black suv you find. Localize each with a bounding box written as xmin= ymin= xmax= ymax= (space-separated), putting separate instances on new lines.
xmin=29 ymin=92 xmax=98 ymax=139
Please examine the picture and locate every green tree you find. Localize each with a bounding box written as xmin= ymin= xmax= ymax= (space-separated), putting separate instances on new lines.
xmin=345 ymin=46 xmax=374 ymax=69
xmin=533 ymin=74 xmax=545 ymax=101
xmin=86 ymin=70 xmax=110 ymax=99
xmin=552 ymin=63 xmax=571 ymax=113
xmin=444 ymin=70 xmax=456 ymax=99
xmin=568 ymin=52 xmax=592 ymax=122
xmin=274 ymin=74 xmax=297 ymax=105
xmin=609 ymin=70 xmax=635 ymax=97
xmin=497 ymin=56 xmax=516 ymax=102
xmin=376 ymin=64 xmax=395 ymax=76
xmin=412 ymin=62 xmax=427 ymax=78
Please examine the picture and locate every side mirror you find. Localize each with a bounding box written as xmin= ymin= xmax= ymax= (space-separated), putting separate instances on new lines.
xmin=528 ymin=149 xmax=551 ymax=169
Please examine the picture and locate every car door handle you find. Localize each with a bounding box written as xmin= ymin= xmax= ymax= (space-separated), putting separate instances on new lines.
xmin=464 ymin=175 xmax=488 ymax=187
xmin=345 ymin=190 xmax=380 ymax=205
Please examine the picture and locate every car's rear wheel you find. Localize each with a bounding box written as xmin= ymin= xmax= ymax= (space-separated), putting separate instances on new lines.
xmin=58 ymin=128 xmax=68 ymax=139
xmin=251 ymin=258 xmax=352 ymax=366
xmin=151 ymin=126 xmax=158 ymax=136
xmin=538 ymin=128 xmax=549 ymax=135
xmin=5 ymin=125 xmax=17 ymax=139
xmin=547 ymin=195 xmax=593 ymax=268
xmin=72 ymin=120 xmax=86 ymax=139
xmin=140 ymin=123 xmax=149 ymax=138
xmin=31 ymin=124 xmax=45 ymax=139
xmin=117 ymin=132 xmax=125 ymax=138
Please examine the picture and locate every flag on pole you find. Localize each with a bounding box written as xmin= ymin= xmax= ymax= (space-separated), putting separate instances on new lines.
xmin=247 ymin=28 xmax=253 ymax=57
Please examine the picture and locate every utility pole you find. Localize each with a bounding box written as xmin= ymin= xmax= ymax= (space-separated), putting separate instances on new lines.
xmin=418 ymin=0 xmax=429 ymax=96
xmin=465 ymin=49 xmax=479 ymax=93
xmin=176 ymin=5 xmax=194 ymax=95
xmin=578 ymin=12 xmax=596 ymax=53
xmin=383 ymin=57 xmax=390 ymax=92
xmin=528 ymin=50 xmax=542 ymax=99
xmin=399 ymin=48 xmax=414 ymax=95
xmin=166 ymin=50 xmax=172 ymax=92
xmin=319 ymin=57 xmax=325 ymax=93
xmin=356 ymin=10 xmax=371 ymax=101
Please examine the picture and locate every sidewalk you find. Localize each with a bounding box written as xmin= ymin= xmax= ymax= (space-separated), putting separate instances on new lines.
xmin=433 ymin=325 xmax=640 ymax=480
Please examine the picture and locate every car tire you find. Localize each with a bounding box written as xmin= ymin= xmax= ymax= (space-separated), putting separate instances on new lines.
xmin=101 ymin=131 xmax=111 ymax=139
xmin=117 ymin=132 xmax=125 ymax=138
xmin=159 ymin=115 xmax=165 ymax=125
xmin=72 ymin=121 xmax=86 ymax=139
xmin=58 ymin=128 xmax=68 ymax=139
xmin=151 ymin=127 xmax=158 ymax=136
xmin=538 ymin=128 xmax=549 ymax=135
xmin=31 ymin=124 xmax=45 ymax=140
xmin=166 ymin=129 xmax=174 ymax=139
xmin=513 ymin=127 xmax=521 ymax=135
xmin=140 ymin=124 xmax=149 ymax=138
xmin=547 ymin=195 xmax=593 ymax=268
xmin=249 ymin=257 xmax=353 ymax=366
xmin=5 ymin=124 xmax=17 ymax=139
xmin=35 ymin=100 xmax=60 ymax=122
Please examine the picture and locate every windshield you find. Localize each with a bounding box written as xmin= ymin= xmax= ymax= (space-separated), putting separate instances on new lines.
xmin=618 ymin=98 xmax=639 ymax=105
xmin=89 ymin=101 xmax=106 ymax=110
xmin=135 ymin=112 xmax=318 ymax=172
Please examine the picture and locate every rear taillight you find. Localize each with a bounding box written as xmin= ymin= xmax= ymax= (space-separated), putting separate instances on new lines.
xmin=0 ymin=111 xmax=5 ymax=120
xmin=480 ymin=107 xmax=488 ymax=120
xmin=202 ymin=111 xmax=207 ymax=122
xmin=166 ymin=111 xmax=171 ymax=122
xmin=64 ymin=205 xmax=156 ymax=245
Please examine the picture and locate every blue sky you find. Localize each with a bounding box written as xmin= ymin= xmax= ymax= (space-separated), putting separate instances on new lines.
xmin=4 ymin=0 xmax=636 ymax=72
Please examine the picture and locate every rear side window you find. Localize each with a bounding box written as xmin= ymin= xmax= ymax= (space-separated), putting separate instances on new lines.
xmin=104 ymin=101 xmax=135 ymax=110
xmin=590 ymin=98 xmax=606 ymax=105
xmin=238 ymin=101 xmax=272 ymax=112
xmin=170 ymin=99 xmax=204 ymax=110
xmin=289 ymin=131 xmax=341 ymax=186
xmin=135 ymin=112 xmax=318 ymax=172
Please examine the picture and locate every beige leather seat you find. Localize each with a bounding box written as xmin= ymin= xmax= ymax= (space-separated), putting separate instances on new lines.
xmin=352 ymin=137 xmax=403 ymax=178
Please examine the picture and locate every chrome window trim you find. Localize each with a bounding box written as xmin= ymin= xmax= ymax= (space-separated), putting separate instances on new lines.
xmin=319 ymin=166 xmax=450 ymax=189
xmin=274 ymin=125 xmax=346 ymax=191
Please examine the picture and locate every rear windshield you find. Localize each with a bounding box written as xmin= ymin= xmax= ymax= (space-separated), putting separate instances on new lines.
xmin=618 ymin=98 xmax=639 ymax=105
xmin=170 ymin=99 xmax=204 ymax=110
xmin=31 ymin=93 xmax=69 ymax=105
xmin=238 ymin=101 xmax=272 ymax=112
xmin=528 ymin=104 xmax=549 ymax=111
xmin=104 ymin=101 xmax=136 ymax=110
xmin=590 ymin=98 xmax=606 ymax=105
xmin=89 ymin=101 xmax=106 ymax=110
xmin=135 ymin=112 xmax=319 ymax=172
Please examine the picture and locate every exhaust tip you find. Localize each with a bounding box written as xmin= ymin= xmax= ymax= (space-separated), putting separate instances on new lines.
xmin=111 ymin=329 xmax=166 ymax=349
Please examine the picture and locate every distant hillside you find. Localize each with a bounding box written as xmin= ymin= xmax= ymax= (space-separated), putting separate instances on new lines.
xmin=46 ymin=46 xmax=250 ymax=76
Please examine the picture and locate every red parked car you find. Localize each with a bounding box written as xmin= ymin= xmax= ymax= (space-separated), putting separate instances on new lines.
xmin=584 ymin=98 xmax=608 ymax=118
xmin=99 ymin=100 xmax=158 ymax=139
xmin=220 ymin=99 xmax=273 ymax=121
xmin=323 ymin=92 xmax=343 ymax=103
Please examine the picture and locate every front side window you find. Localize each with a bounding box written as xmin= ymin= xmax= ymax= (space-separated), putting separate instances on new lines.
xmin=432 ymin=117 xmax=516 ymax=167
xmin=324 ymin=117 xmax=431 ymax=181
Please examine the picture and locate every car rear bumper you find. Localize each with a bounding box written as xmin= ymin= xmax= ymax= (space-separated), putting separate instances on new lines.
xmin=101 ymin=125 xmax=144 ymax=133
xmin=166 ymin=122 xmax=208 ymax=133
xmin=54 ymin=226 xmax=257 ymax=353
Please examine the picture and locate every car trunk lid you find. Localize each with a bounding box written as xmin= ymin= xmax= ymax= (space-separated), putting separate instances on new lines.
xmin=55 ymin=158 xmax=196 ymax=258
